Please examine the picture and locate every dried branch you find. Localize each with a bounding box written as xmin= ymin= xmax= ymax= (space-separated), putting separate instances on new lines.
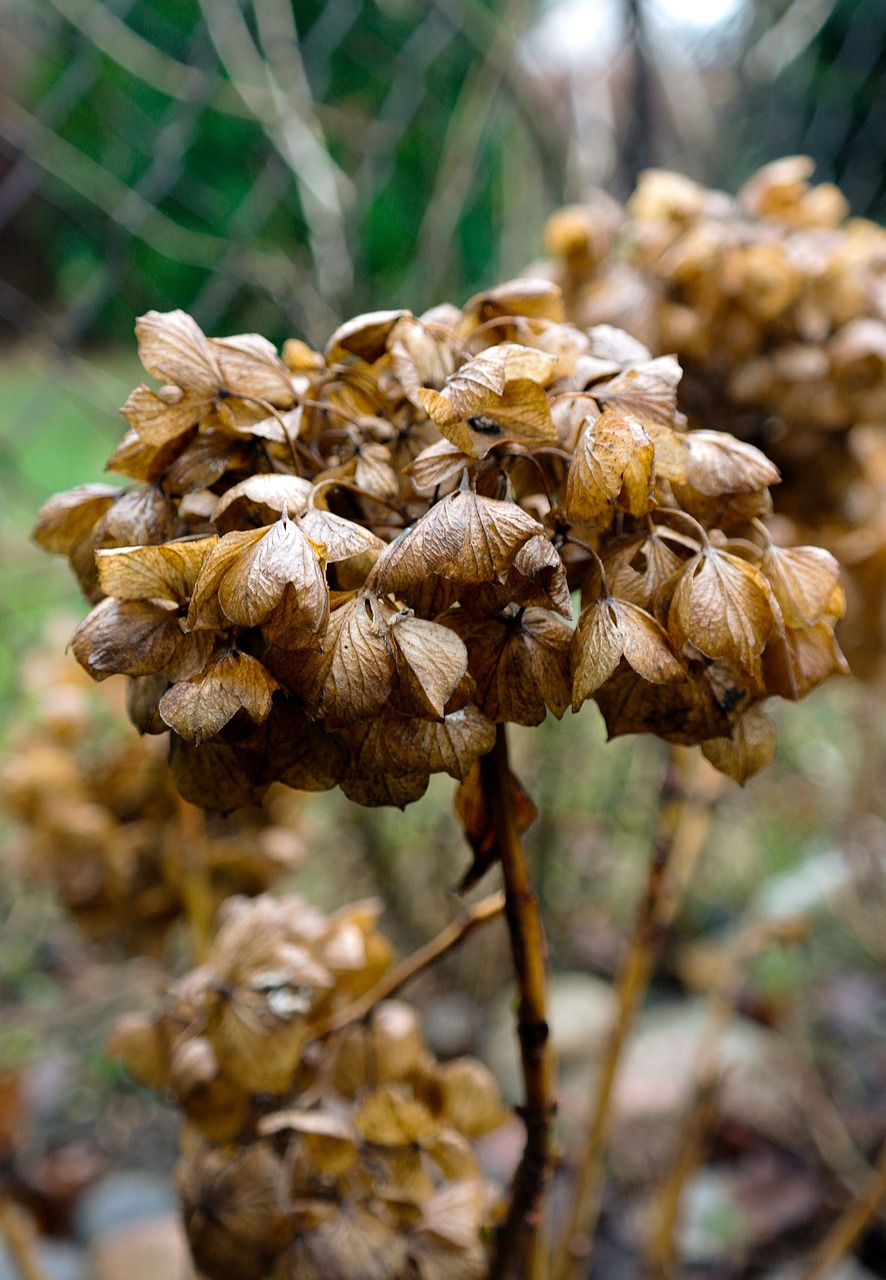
xmin=644 ymin=916 xmax=809 ymax=1278
xmin=553 ymin=746 xmax=720 ymax=1280
xmin=800 ymin=1139 xmax=886 ymax=1280
xmin=198 ymin=0 xmax=352 ymax=310
xmin=485 ymin=725 xmax=554 ymax=1280
xmin=315 ymin=889 xmax=505 ymax=1038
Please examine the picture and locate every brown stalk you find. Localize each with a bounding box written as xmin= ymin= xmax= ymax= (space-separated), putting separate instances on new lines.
xmin=314 ymin=889 xmax=506 ymax=1038
xmin=0 ymin=1200 xmax=51 ymax=1280
xmin=485 ymin=724 xmax=555 ymax=1280
xmin=553 ymin=746 xmax=720 ymax=1280
xmin=175 ymin=798 xmax=215 ymax=963
xmin=643 ymin=916 xmax=808 ymax=1279
xmin=799 ymin=1140 xmax=886 ymax=1280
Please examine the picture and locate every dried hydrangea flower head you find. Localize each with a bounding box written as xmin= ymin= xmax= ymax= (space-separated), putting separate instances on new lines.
xmin=0 ymin=649 xmax=304 ymax=952
xmin=107 ymin=893 xmax=506 ymax=1280
xmin=541 ymin=157 xmax=883 ymax=669
xmin=34 ymin=284 xmax=846 ymax=804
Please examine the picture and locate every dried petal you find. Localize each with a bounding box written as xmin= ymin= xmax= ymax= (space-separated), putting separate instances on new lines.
xmin=355 ymin=1086 xmax=438 ymax=1146
xmin=213 ymin=475 xmax=313 ymax=532
xmin=761 ymin=543 xmax=842 ymax=628
xmin=375 ymin=487 xmax=543 ymax=593
xmin=299 ymin=509 xmax=385 ymax=562
xmin=159 ymin=651 xmax=279 ymax=744
xmin=325 ymin=309 xmax=410 ymax=364
xmin=681 ymin=431 xmax=780 ymax=497
xmin=669 ymin=547 xmax=781 ymax=671
xmin=71 ymin=598 xmax=213 ymax=682
xmin=595 ymin=662 xmax=741 ymax=745
xmin=384 ymin=706 xmax=496 ymax=780
xmin=701 ymin=706 xmax=777 ymax=783
xmin=565 ymin=408 xmax=653 ymax=526
xmin=121 ymin=384 xmax=212 ymax=446
xmin=572 ymin=597 xmax=683 ymax=708
xmin=594 ymin=356 xmax=682 ymax=424
xmin=33 ymin=484 xmax=121 ymax=555
xmin=96 ymin=536 xmax=218 ymax=603
xmin=390 ymin=616 xmax=469 ymax=719
xmin=437 ymin=1059 xmax=507 ymax=1136
xmin=406 ymin=440 xmax=474 ymax=497
xmin=136 ymin=310 xmax=222 ymax=394
xmin=297 ymin=594 xmax=395 ymax=728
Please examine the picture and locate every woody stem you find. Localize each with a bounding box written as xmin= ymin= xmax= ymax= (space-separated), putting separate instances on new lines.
xmin=552 ymin=745 xmax=719 ymax=1280
xmin=486 ymin=724 xmax=554 ymax=1280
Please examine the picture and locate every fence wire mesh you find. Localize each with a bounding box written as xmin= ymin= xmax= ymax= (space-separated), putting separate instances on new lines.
xmin=0 ymin=0 xmax=880 ymax=703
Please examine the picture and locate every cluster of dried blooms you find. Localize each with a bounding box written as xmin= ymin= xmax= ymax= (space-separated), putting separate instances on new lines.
xmin=34 ymin=286 xmax=847 ymax=799
xmin=108 ymin=892 xmax=506 ymax=1280
xmin=0 ymin=650 xmax=304 ymax=951
xmin=541 ymin=156 xmax=886 ymax=668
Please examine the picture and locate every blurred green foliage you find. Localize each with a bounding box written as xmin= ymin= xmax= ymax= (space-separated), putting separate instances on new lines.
xmin=5 ymin=0 xmax=558 ymax=347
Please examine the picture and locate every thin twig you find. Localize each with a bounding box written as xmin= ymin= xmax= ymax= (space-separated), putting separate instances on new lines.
xmin=643 ymin=916 xmax=809 ymax=1279
xmin=485 ymin=724 xmax=554 ymax=1280
xmin=799 ymin=1139 xmax=886 ymax=1280
xmin=314 ymin=890 xmax=505 ymax=1038
xmin=553 ymin=746 xmax=719 ymax=1280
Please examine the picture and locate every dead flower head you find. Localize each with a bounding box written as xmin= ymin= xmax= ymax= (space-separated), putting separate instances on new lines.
xmin=107 ymin=893 xmax=506 ymax=1280
xmin=35 ymin=285 xmax=847 ymax=802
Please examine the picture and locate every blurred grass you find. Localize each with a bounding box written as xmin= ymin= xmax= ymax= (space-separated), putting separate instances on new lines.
xmin=0 ymin=351 xmax=138 ymax=718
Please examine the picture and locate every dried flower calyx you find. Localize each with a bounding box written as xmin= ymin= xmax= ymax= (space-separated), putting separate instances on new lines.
xmin=107 ymin=893 xmax=507 ymax=1280
xmin=36 ymin=289 xmax=847 ymax=798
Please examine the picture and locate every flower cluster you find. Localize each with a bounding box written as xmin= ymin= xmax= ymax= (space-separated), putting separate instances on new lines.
xmin=35 ymin=285 xmax=847 ymax=794
xmin=0 ymin=651 xmax=304 ymax=951
xmin=108 ymin=893 xmax=506 ymax=1280
xmin=542 ymin=157 xmax=886 ymax=668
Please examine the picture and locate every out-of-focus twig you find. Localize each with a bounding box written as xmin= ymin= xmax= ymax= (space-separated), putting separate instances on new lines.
xmin=0 ymin=1200 xmax=51 ymax=1280
xmin=314 ymin=890 xmax=506 ymax=1038
xmin=799 ymin=1139 xmax=886 ymax=1280
xmin=406 ymin=0 xmax=528 ymax=302
xmin=0 ymin=95 xmax=296 ymax=290
xmin=553 ymin=746 xmax=721 ymax=1280
xmin=198 ymin=0 xmax=352 ymax=313
xmin=43 ymin=0 xmax=257 ymax=117
xmin=644 ymin=916 xmax=810 ymax=1279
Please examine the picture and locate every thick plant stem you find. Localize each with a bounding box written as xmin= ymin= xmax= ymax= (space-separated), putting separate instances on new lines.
xmin=486 ymin=725 xmax=554 ymax=1280
xmin=553 ymin=746 xmax=718 ymax=1280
